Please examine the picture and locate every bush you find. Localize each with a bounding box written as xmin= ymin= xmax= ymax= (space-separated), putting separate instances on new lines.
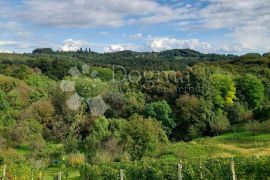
xmin=226 ymin=103 xmax=248 ymax=124
xmin=210 ymin=111 xmax=230 ymax=136
xmin=144 ymin=100 xmax=175 ymax=135
xmin=67 ymin=153 xmax=86 ymax=167
xmin=124 ymin=115 xmax=168 ymax=160
xmin=245 ymin=121 xmax=261 ymax=135
xmin=0 ymin=89 xmax=9 ymax=110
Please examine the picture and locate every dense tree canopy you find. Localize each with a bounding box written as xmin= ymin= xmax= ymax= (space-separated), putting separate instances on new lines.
xmin=0 ymin=49 xmax=270 ymax=167
xmin=236 ymin=74 xmax=264 ymax=109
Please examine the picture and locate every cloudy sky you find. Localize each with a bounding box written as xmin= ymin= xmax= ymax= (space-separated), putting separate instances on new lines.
xmin=0 ymin=0 xmax=269 ymax=54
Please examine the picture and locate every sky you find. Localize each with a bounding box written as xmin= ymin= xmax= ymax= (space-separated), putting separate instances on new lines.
xmin=0 ymin=0 xmax=270 ymax=54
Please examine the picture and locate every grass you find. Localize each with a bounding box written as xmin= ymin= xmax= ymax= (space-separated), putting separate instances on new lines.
xmin=156 ymin=123 xmax=270 ymax=161
xmin=42 ymin=167 xmax=80 ymax=180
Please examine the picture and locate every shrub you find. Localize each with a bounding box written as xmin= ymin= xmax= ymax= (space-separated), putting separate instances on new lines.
xmin=226 ymin=103 xmax=248 ymax=124
xmin=0 ymin=89 xmax=9 ymax=110
xmin=124 ymin=115 xmax=168 ymax=160
xmin=67 ymin=153 xmax=86 ymax=167
xmin=144 ymin=100 xmax=175 ymax=135
xmin=210 ymin=111 xmax=230 ymax=136
xmin=245 ymin=121 xmax=261 ymax=135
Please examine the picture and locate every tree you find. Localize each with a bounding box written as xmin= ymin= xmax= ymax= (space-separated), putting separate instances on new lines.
xmin=124 ymin=115 xmax=167 ymax=160
xmin=179 ymin=64 xmax=215 ymax=99
xmin=236 ymin=74 xmax=264 ymax=109
xmin=226 ymin=103 xmax=248 ymax=124
xmin=104 ymin=92 xmax=126 ymax=118
xmin=144 ymin=100 xmax=175 ymax=135
xmin=33 ymin=48 xmax=54 ymax=54
xmin=124 ymin=91 xmax=145 ymax=116
xmin=210 ymin=110 xmax=230 ymax=136
xmin=211 ymin=73 xmax=236 ymax=108
xmin=174 ymin=95 xmax=213 ymax=140
xmin=254 ymin=104 xmax=270 ymax=121
xmin=75 ymin=77 xmax=109 ymax=99
xmin=84 ymin=116 xmax=110 ymax=161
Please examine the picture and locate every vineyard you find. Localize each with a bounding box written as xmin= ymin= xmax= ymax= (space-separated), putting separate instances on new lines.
xmin=80 ymin=157 xmax=270 ymax=180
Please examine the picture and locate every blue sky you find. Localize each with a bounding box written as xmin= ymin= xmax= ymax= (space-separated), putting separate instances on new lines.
xmin=0 ymin=0 xmax=269 ymax=54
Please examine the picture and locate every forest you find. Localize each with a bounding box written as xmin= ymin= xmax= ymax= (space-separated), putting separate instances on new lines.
xmin=0 ymin=48 xmax=270 ymax=179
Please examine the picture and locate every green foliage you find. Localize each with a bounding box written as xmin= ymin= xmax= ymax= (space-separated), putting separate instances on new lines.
xmin=89 ymin=67 xmax=114 ymax=81
xmin=210 ymin=110 xmax=230 ymax=135
xmin=144 ymin=100 xmax=175 ymax=135
xmin=75 ymin=77 xmax=109 ymax=98
xmin=124 ymin=91 xmax=145 ymax=116
xmin=211 ymin=73 xmax=236 ymax=108
xmin=175 ymin=95 xmax=213 ymax=140
xmin=254 ymin=104 xmax=270 ymax=121
xmin=124 ymin=115 xmax=168 ymax=160
xmin=67 ymin=153 xmax=86 ymax=167
xmin=9 ymin=65 xmax=34 ymax=80
xmin=80 ymin=157 xmax=270 ymax=180
xmin=1 ymin=49 xmax=270 ymax=177
xmin=84 ymin=116 xmax=110 ymax=161
xmin=236 ymin=74 xmax=264 ymax=109
xmin=245 ymin=121 xmax=261 ymax=136
xmin=63 ymin=135 xmax=81 ymax=153
xmin=6 ymin=118 xmax=45 ymax=149
xmin=104 ymin=92 xmax=126 ymax=118
xmin=0 ymin=89 xmax=9 ymax=110
xmin=226 ymin=103 xmax=249 ymax=124
xmin=33 ymin=48 xmax=54 ymax=54
xmin=182 ymin=64 xmax=215 ymax=99
xmin=26 ymin=74 xmax=55 ymax=91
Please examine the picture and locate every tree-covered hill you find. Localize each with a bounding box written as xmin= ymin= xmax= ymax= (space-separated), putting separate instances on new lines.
xmin=0 ymin=48 xmax=270 ymax=179
xmin=0 ymin=48 xmax=242 ymax=74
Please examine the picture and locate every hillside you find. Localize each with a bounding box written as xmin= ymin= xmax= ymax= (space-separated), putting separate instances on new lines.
xmin=0 ymin=49 xmax=270 ymax=179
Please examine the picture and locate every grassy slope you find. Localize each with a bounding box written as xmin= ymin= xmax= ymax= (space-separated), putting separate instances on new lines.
xmin=156 ymin=122 xmax=270 ymax=161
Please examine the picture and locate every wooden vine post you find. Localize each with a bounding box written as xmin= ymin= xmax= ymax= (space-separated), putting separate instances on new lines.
xmin=58 ymin=172 xmax=62 ymax=180
xmin=178 ymin=162 xmax=183 ymax=180
xmin=120 ymin=169 xmax=124 ymax=180
xmin=231 ymin=161 xmax=236 ymax=180
xmin=2 ymin=164 xmax=6 ymax=179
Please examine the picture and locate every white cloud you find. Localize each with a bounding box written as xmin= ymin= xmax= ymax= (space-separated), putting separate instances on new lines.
xmin=0 ymin=40 xmax=18 ymax=46
xmin=216 ymin=44 xmax=255 ymax=54
xmin=0 ymin=0 xmax=197 ymax=28
xmin=128 ymin=33 xmax=143 ymax=39
xmin=0 ymin=40 xmax=32 ymax=49
xmin=177 ymin=0 xmax=270 ymax=52
xmin=0 ymin=21 xmax=21 ymax=31
xmin=0 ymin=0 xmax=269 ymax=54
xmin=149 ymin=38 xmax=212 ymax=52
xmin=104 ymin=44 xmax=139 ymax=52
xmin=61 ymin=39 xmax=88 ymax=51
xmin=0 ymin=49 xmax=12 ymax=53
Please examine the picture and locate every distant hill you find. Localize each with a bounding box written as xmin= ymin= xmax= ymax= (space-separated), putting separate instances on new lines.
xmin=0 ymin=48 xmax=269 ymax=78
